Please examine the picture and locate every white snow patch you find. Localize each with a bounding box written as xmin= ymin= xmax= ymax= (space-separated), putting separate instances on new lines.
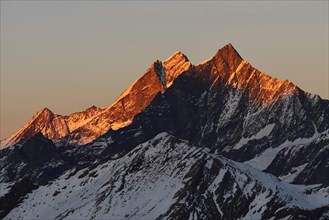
xmin=233 ymin=123 xmax=275 ymax=150
xmin=245 ymin=126 xmax=323 ymax=170
xmin=279 ymin=163 xmax=308 ymax=183
xmin=219 ymin=91 xmax=242 ymax=123
xmin=0 ymin=182 xmax=13 ymax=197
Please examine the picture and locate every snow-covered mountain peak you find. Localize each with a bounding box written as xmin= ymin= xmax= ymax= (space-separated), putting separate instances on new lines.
xmin=0 ymin=44 xmax=323 ymax=148
xmin=164 ymin=51 xmax=189 ymax=63
xmin=193 ymin=44 xmax=299 ymax=106
xmin=38 ymin=107 xmax=52 ymax=113
xmin=35 ymin=107 xmax=55 ymax=118
xmin=163 ymin=51 xmax=191 ymax=87
xmin=0 ymin=107 xmax=57 ymax=148
xmin=0 ymin=105 xmax=104 ymax=148
xmin=0 ymin=51 xmax=192 ymax=148
xmin=214 ymin=43 xmax=244 ymax=70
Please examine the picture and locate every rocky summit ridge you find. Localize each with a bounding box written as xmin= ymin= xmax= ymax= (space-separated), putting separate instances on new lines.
xmin=0 ymin=50 xmax=191 ymax=147
xmin=1 ymin=44 xmax=301 ymax=148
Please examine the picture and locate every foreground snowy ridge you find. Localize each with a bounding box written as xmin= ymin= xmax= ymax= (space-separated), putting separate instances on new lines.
xmin=6 ymin=133 xmax=329 ymax=220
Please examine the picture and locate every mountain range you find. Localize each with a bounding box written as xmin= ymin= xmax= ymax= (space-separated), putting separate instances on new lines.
xmin=0 ymin=51 xmax=191 ymax=147
xmin=1 ymin=44 xmax=328 ymax=219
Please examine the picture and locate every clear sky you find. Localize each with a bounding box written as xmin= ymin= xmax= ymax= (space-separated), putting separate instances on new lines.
xmin=1 ymin=1 xmax=328 ymax=139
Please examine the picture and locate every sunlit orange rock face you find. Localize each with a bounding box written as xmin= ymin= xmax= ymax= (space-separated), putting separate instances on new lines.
xmin=194 ymin=44 xmax=297 ymax=106
xmin=0 ymin=44 xmax=299 ymax=147
xmin=66 ymin=53 xmax=191 ymax=145
xmin=0 ymin=106 xmax=102 ymax=147
xmin=1 ymin=52 xmax=191 ymax=147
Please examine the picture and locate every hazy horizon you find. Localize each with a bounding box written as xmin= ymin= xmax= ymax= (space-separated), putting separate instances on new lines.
xmin=1 ymin=1 xmax=328 ymax=139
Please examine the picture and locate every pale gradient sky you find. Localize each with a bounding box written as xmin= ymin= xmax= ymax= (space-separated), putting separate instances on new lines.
xmin=1 ymin=1 xmax=328 ymax=139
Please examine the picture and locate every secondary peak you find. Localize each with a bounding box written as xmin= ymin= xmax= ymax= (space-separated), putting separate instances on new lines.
xmin=163 ymin=51 xmax=192 ymax=87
